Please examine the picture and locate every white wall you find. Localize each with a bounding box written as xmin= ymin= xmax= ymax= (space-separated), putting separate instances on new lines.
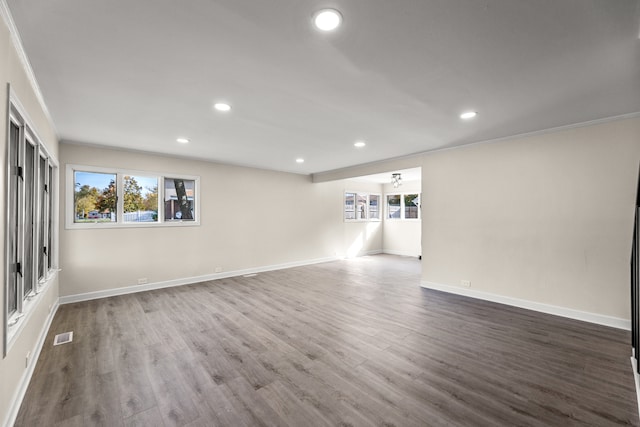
xmin=342 ymin=182 xmax=384 ymax=258
xmin=421 ymin=117 xmax=640 ymax=322
xmin=59 ymin=144 xmax=382 ymax=297
xmin=382 ymin=180 xmax=422 ymax=257
xmin=0 ymin=7 xmax=59 ymax=425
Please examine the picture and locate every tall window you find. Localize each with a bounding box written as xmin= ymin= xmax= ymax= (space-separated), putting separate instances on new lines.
xmin=387 ymin=193 xmax=421 ymax=220
xmin=344 ymin=193 xmax=356 ymax=220
xmin=404 ymin=194 xmax=420 ymax=219
xmin=7 ymin=122 xmax=19 ymax=317
xmin=47 ymin=164 xmax=54 ymax=270
xmin=369 ymin=194 xmax=380 ymax=220
xmin=344 ymin=192 xmax=381 ymax=221
xmin=66 ymin=165 xmax=199 ymax=228
xmin=5 ymin=100 xmax=58 ymax=352
xmin=356 ymin=193 xmax=367 ymax=220
xmin=38 ymin=155 xmax=47 ymax=281
xmin=387 ymin=194 xmax=401 ymax=219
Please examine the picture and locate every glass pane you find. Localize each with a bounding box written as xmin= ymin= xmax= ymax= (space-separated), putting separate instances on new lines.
xmin=405 ymin=194 xmax=420 ymax=219
xmin=344 ymin=193 xmax=355 ymax=220
xmin=387 ymin=194 xmax=401 ymax=219
xmin=74 ymin=171 xmax=117 ymax=223
xmin=123 ymin=175 xmax=159 ymax=222
xmin=38 ymin=156 xmax=46 ymax=280
xmin=8 ymin=122 xmax=19 ymax=314
xmin=164 ymin=178 xmax=195 ymax=221
xmin=48 ymin=165 xmax=53 ymax=269
xmin=356 ymin=193 xmax=367 ymax=220
xmin=24 ymin=141 xmax=36 ymax=297
xmin=369 ymin=195 xmax=380 ymax=219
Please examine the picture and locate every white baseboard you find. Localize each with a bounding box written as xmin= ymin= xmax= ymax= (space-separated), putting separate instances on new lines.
xmin=421 ymin=281 xmax=630 ymax=330
xmin=382 ymin=249 xmax=420 ymax=257
xmin=3 ymin=300 xmax=60 ymax=427
xmin=59 ymin=256 xmax=340 ymax=305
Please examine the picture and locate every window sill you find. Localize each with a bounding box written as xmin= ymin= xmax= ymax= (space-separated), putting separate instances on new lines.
xmin=65 ymin=220 xmax=200 ymax=230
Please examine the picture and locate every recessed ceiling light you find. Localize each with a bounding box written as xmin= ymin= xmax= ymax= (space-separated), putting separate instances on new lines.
xmin=296 ymin=158 xmax=305 ymax=164
xmin=214 ymin=103 xmax=232 ymax=112
xmin=313 ymin=9 xmax=342 ymax=31
xmin=460 ymin=111 xmax=477 ymax=119
xmin=176 ymin=137 xmax=190 ymax=144
xmin=354 ymin=141 xmax=366 ymax=148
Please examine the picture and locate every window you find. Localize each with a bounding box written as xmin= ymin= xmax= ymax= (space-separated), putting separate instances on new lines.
xmin=125 ymin=175 xmax=158 ymax=223
xmin=38 ymin=155 xmax=47 ymax=281
xmin=369 ymin=194 xmax=380 ymax=220
xmin=48 ymin=164 xmax=54 ymax=270
xmin=74 ymin=170 xmax=117 ymax=223
xmin=344 ymin=192 xmax=381 ymax=221
xmin=66 ymin=165 xmax=199 ymax=228
xmin=387 ymin=194 xmax=401 ymax=219
xmin=404 ymin=194 xmax=420 ymax=219
xmin=164 ymin=178 xmax=195 ymax=221
xmin=5 ymin=97 xmax=59 ymax=354
xmin=356 ymin=193 xmax=367 ymax=220
xmin=344 ymin=192 xmax=356 ymax=220
xmin=387 ymin=193 xmax=421 ymax=220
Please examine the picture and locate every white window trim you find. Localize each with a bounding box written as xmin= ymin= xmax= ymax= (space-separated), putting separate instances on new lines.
xmin=344 ymin=191 xmax=382 ymax=222
xmin=65 ymin=164 xmax=201 ymax=229
xmin=385 ymin=192 xmax=421 ymax=221
xmin=4 ymin=88 xmax=60 ymax=356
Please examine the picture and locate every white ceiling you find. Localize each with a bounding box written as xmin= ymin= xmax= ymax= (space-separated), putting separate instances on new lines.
xmin=6 ymin=0 xmax=640 ymax=176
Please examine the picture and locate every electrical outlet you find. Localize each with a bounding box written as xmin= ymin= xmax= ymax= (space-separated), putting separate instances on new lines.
xmin=137 ymin=278 xmax=148 ymax=285
xmin=461 ymin=280 xmax=471 ymax=288
xmin=215 ymin=267 xmax=223 ymax=273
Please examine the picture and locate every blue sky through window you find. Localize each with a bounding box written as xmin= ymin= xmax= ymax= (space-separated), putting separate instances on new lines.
xmin=75 ymin=171 xmax=157 ymax=196
xmin=74 ymin=171 xmax=114 ymax=191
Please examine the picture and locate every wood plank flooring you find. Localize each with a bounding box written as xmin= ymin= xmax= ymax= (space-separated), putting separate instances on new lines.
xmin=14 ymin=255 xmax=639 ymax=426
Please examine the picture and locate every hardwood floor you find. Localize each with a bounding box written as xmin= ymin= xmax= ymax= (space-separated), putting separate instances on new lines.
xmin=14 ymin=255 xmax=639 ymax=426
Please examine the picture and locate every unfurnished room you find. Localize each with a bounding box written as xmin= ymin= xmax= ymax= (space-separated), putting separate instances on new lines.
xmin=1 ymin=1 xmax=640 ymax=426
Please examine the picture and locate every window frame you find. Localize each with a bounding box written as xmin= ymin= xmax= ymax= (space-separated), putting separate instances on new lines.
xmin=344 ymin=191 xmax=381 ymax=222
xmin=65 ymin=164 xmax=200 ymax=229
xmin=386 ymin=192 xmax=421 ymax=221
xmin=4 ymin=91 xmax=60 ymax=356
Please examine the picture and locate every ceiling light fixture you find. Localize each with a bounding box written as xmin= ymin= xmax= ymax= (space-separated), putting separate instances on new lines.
xmin=354 ymin=141 xmax=366 ymax=148
xmin=460 ymin=111 xmax=477 ymax=120
xmin=313 ymin=9 xmax=342 ymax=31
xmin=214 ymin=103 xmax=232 ymax=112
xmin=391 ymin=173 xmax=402 ymax=188
xmin=296 ymin=158 xmax=305 ymax=164
xmin=176 ymin=137 xmax=190 ymax=144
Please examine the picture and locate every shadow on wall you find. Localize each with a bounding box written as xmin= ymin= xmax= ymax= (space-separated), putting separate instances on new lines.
xmin=346 ymin=222 xmax=381 ymax=258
